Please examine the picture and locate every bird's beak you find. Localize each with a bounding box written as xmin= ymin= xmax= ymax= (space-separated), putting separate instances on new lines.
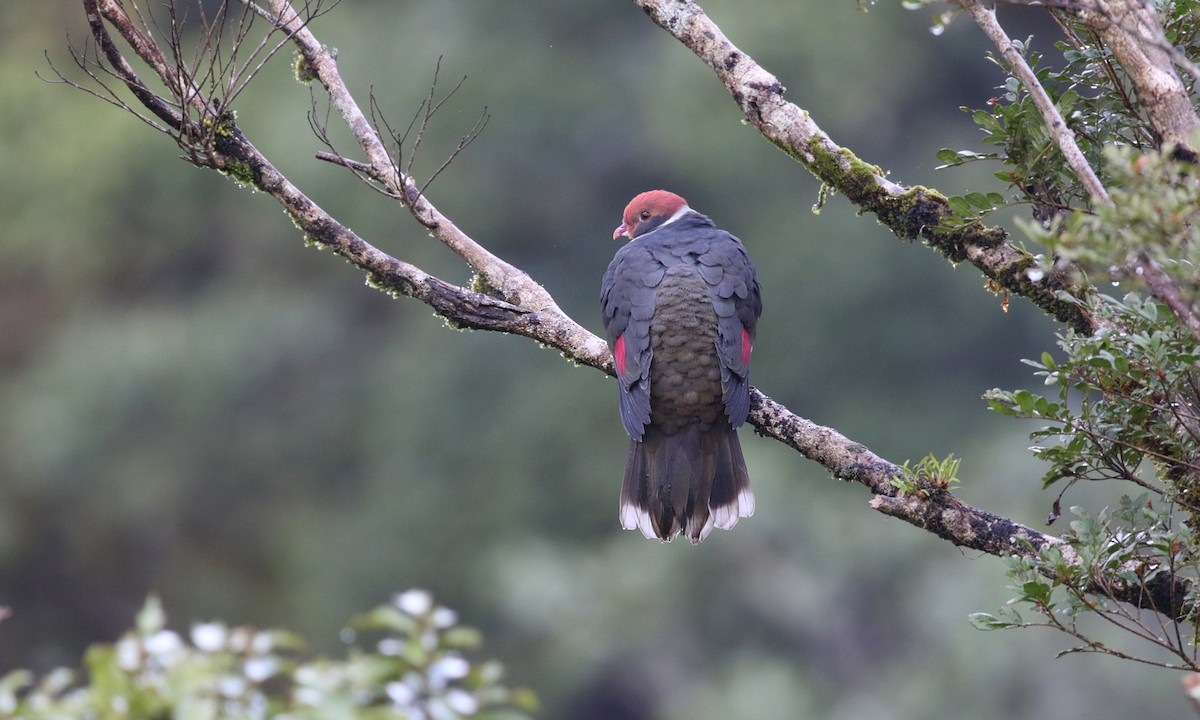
xmin=613 ymin=223 xmax=629 ymax=240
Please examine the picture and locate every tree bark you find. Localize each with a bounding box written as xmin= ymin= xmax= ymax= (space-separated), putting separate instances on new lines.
xmin=632 ymin=0 xmax=1098 ymax=336
xmin=75 ymin=0 xmax=1195 ymax=621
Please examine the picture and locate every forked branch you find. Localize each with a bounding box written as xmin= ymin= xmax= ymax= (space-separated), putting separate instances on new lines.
xmin=67 ymin=0 xmax=1195 ymax=622
xmin=632 ymin=0 xmax=1099 ymax=336
xmin=960 ymin=0 xmax=1109 ymax=204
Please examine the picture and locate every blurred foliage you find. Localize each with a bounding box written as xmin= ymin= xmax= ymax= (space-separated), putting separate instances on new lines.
xmin=1 ymin=591 xmax=535 ymax=719
xmin=0 ymin=0 xmax=1193 ymax=718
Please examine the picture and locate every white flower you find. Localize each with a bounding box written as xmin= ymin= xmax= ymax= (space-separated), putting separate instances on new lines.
xmin=395 ymin=589 xmax=433 ymax=616
xmin=144 ymin=630 xmax=184 ymax=656
xmin=191 ymin=622 xmax=226 ymax=652
xmin=431 ymin=607 xmax=458 ymax=629
xmin=429 ymin=655 xmax=470 ymax=688
xmin=220 ymin=674 xmax=248 ymax=697
xmin=115 ymin=636 xmax=141 ymax=671
xmin=294 ymin=686 xmax=323 ymax=706
xmin=386 ymin=680 xmax=416 ymax=706
xmin=251 ymin=631 xmax=276 ymax=654
xmin=445 ymin=688 xmax=479 ymax=714
xmin=143 ymin=630 xmax=187 ymax=667
xmin=244 ymin=656 xmax=279 ymax=682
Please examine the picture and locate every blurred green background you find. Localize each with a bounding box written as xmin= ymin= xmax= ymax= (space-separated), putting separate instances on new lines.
xmin=0 ymin=1 xmax=1187 ymax=717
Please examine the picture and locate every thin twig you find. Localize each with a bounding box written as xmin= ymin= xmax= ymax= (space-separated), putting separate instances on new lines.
xmin=71 ymin=0 xmax=1198 ymax=625
xmin=419 ymin=107 xmax=490 ymax=197
xmin=1130 ymin=252 xmax=1200 ymax=343
xmin=39 ymin=45 xmax=171 ymax=134
xmin=962 ymin=0 xmax=1110 ymax=204
xmin=271 ymin=0 xmax=563 ymax=312
xmin=631 ymin=0 xmax=1098 ymax=335
xmin=967 ymin=1 xmax=1200 ymax=346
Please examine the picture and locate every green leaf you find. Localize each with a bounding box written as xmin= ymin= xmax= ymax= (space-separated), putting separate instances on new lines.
xmin=1022 ymin=580 xmax=1052 ymax=604
xmin=947 ymin=196 xmax=972 ymax=215
xmin=1056 ymin=89 xmax=1081 ymax=114
xmin=350 ymin=605 xmax=419 ymax=634
xmin=136 ymin=596 xmax=167 ymax=635
xmin=973 ymin=109 xmax=1002 ymax=132
xmin=1086 ymin=351 xmax=1114 ymax=369
xmin=984 ymin=389 xmax=1017 ymax=416
xmin=968 ymin=612 xmax=1012 ymax=630
xmin=965 ymin=191 xmax=994 ymax=209
xmin=442 ymin=626 xmax=484 ymax=650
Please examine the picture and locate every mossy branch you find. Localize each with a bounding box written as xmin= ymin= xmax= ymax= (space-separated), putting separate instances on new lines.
xmin=632 ymin=0 xmax=1098 ymax=336
xmin=72 ymin=0 xmax=1193 ymax=622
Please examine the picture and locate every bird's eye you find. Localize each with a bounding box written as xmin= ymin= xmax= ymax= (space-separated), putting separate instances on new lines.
xmin=639 ymin=210 xmax=651 ymax=220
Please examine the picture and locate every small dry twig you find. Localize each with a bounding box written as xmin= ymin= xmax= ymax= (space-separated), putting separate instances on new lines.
xmin=62 ymin=0 xmax=1197 ymax=627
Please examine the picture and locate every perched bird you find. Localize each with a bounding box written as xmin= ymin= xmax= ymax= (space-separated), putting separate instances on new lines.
xmin=600 ymin=190 xmax=762 ymax=543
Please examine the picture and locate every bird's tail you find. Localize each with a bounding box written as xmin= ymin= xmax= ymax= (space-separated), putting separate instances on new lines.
xmin=619 ymin=424 xmax=754 ymax=543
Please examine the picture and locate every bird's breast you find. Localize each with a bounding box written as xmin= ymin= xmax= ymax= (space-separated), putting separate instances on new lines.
xmin=648 ymin=266 xmax=723 ymax=433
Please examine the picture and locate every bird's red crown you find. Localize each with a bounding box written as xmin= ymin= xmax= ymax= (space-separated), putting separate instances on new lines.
xmin=613 ymin=190 xmax=689 ymax=239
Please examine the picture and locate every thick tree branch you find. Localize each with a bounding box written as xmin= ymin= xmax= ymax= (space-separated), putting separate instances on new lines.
xmin=1070 ymin=0 xmax=1200 ymax=150
xmin=632 ymin=0 xmax=1097 ymax=336
xmin=76 ymin=0 xmax=1194 ymax=621
xmin=750 ymin=390 xmax=1191 ymax=621
xmin=83 ymin=0 xmax=190 ymax=130
xmin=959 ymin=2 xmax=1200 ymax=348
xmin=993 ymin=0 xmax=1200 ymax=152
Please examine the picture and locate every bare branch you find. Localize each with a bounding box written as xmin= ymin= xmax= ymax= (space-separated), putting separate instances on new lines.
xmin=70 ymin=0 xmax=1197 ymax=623
xmin=1130 ymin=252 xmax=1200 ymax=344
xmin=39 ymin=44 xmax=171 ymax=134
xmin=258 ymin=0 xmax=560 ymax=313
xmin=314 ymin=151 xmax=373 ymax=175
xmin=406 ymin=59 xmax=449 ymax=181
xmin=419 ymin=106 xmax=490 ymax=197
xmin=750 ymin=390 xmax=1193 ymax=620
xmin=80 ymin=0 xmax=607 ymax=353
xmin=366 ymin=58 xmax=490 ymax=200
xmin=961 ymin=0 xmax=1109 ymax=204
xmin=82 ymin=0 xmax=190 ymax=131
